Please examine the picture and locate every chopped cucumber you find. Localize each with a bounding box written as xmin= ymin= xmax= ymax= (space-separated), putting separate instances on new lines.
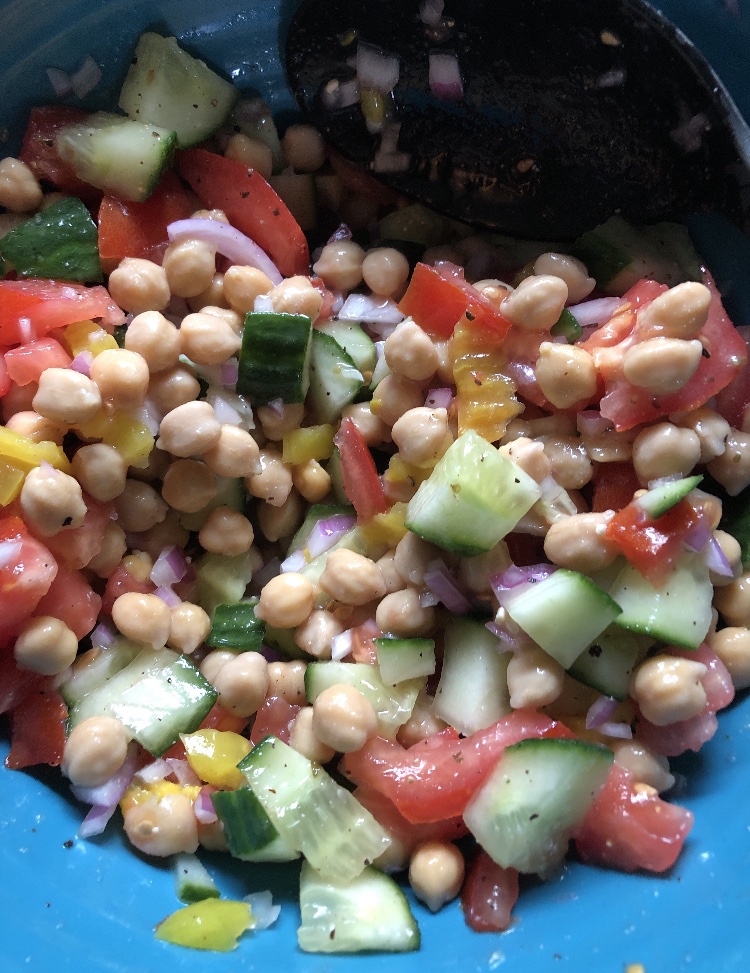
xmin=405 ymin=430 xmax=541 ymax=557
xmin=568 ymin=625 xmax=650 ymax=701
xmin=550 ymin=308 xmax=583 ymax=343
xmin=634 ymin=474 xmax=703 ymax=519
xmin=305 ymin=661 xmax=424 ymax=738
xmin=298 ymin=861 xmax=420 ymax=954
xmin=173 ymin=853 xmax=220 ymax=904
xmin=0 ymin=196 xmax=101 ymax=282
xmin=194 ymin=549 xmax=258 ymax=617
xmin=56 ymin=112 xmax=176 ymax=202
xmin=503 ymin=569 xmax=622 ymax=668
xmin=210 ymin=786 xmax=300 ymax=862
xmin=369 ymin=345 xmax=391 ymax=391
xmin=609 ymin=552 xmax=713 ymax=649
xmin=205 ymin=600 xmax=265 ymax=652
xmin=237 ymin=312 xmax=313 ymax=405
xmin=463 ymin=737 xmax=613 ymax=875
xmin=119 ymin=32 xmax=237 ymax=147
xmin=240 ymin=736 xmax=391 ymax=883
xmin=225 ymin=96 xmax=285 ymax=173
xmin=307 ymin=329 xmax=365 ymax=424
xmin=68 ymin=648 xmax=217 ymax=757
xmin=298 ymin=525 xmax=373 ymax=592
xmin=59 ymin=638 xmax=142 ymax=708
xmin=374 ymin=637 xmax=436 ymax=686
xmin=315 ymin=320 xmax=377 ymax=378
xmin=433 ymin=616 xmax=511 ymax=735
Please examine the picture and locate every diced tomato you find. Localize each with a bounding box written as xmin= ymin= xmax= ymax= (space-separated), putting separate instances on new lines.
xmin=101 ymin=561 xmax=156 ymax=615
xmin=309 ymin=277 xmax=338 ymax=322
xmin=5 ymin=686 xmax=68 ymax=769
xmin=461 ymin=850 xmax=519 ymax=933
xmin=599 ymin=274 xmax=746 ymax=431
xmin=353 ymin=785 xmax=468 ymax=856
xmin=0 ymin=653 xmax=43 ymax=715
xmin=715 ymin=324 xmax=750 ymax=428
xmin=4 ymin=337 xmax=71 ymax=386
xmin=574 ymin=764 xmax=693 ymax=873
xmin=0 ymin=517 xmax=57 ymax=642
xmin=38 ymin=497 xmax=114 ymax=570
xmin=604 ymin=497 xmax=710 ymax=587
xmin=97 ymin=171 xmax=193 ymax=274
xmin=200 ymin=702 xmax=250 ymax=735
xmin=349 ymin=618 xmax=382 ymax=664
xmin=591 ymin=461 xmax=640 ymax=513
xmin=504 ymin=532 xmax=546 ymax=567
xmin=177 ymin=149 xmax=309 ymax=279
xmin=0 ymin=354 xmax=10 ymax=398
xmin=327 ymin=150 xmax=400 ymax=207
xmin=35 ymin=563 xmax=101 ymax=640
xmin=0 ymin=279 xmax=125 ymax=345
xmin=397 ymin=262 xmax=512 ymax=340
xmin=334 ymin=416 xmax=388 ymax=523
xmin=249 ymin=695 xmax=301 ymax=746
xmin=340 ymin=711 xmax=573 ymax=824
xmin=19 ymin=106 xmax=102 ymax=203
xmin=580 ymin=308 xmax=636 ymax=353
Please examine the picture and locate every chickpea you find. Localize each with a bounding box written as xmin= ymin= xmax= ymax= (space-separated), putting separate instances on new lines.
xmin=162 ymin=459 xmax=217 ymax=513
xmin=124 ymin=311 xmax=181 ymax=373
xmin=458 ymin=542 xmax=513 ymax=597
xmin=709 ymin=530 xmax=742 ymax=587
xmin=542 ymin=436 xmax=593 ymax=490
xmin=266 ymin=659 xmax=308 ymax=703
xmin=636 ymin=281 xmax=712 ymax=340
xmin=409 ymin=841 xmax=465 ymax=913
xmin=371 ymin=374 xmax=425 ymax=426
xmin=384 ymin=320 xmax=439 ymax=383
xmin=421 ymin=244 xmax=463 ymax=266
xmin=0 ymin=157 xmax=43 ymax=211
xmin=393 ymin=532 xmax=440 ymax=587
xmin=506 ymin=642 xmax=566 ymax=708
xmin=377 ymin=549 xmax=408 ymax=595
xmin=187 ymin=272 xmax=229 ymax=312
xmin=499 ymin=436 xmax=552 ymax=483
xmin=197 ymin=818 xmax=229 ymax=853
xmin=500 ymin=275 xmax=568 ymax=331
xmin=157 ymin=400 xmax=222 ymax=458
xmin=312 ymin=240 xmax=366 ymax=292
xmin=292 ymin=459 xmax=332 ymax=502
xmin=62 ymin=716 xmax=130 ymax=788
xmin=5 ymin=411 xmax=67 ymax=446
xmin=632 ymin=422 xmax=702 ymax=485
xmin=123 ymin=793 xmax=199 ymax=857
xmin=580 ymin=421 xmax=636 ymax=465
xmin=212 ymin=651 xmax=269 ymax=718
xmin=255 ymin=572 xmax=316 ymax=628
xmin=671 ymin=407 xmax=729 ymax=464
xmin=148 ymin=365 xmax=202 ymax=413
xmin=397 ymin=690 xmax=448 ymax=747
xmin=289 ymin=706 xmax=336 ymax=763
xmin=282 ymin=123 xmax=326 ymax=172
xmin=246 ymin=446 xmax=293 ymax=506
xmin=375 ymin=588 xmax=435 ymax=637
xmin=112 ymin=591 xmax=172 ymax=648
xmin=258 ymin=489 xmax=304 ymax=542
xmin=543 ymin=512 xmax=619 ymax=573
xmin=312 ymin=683 xmax=378 ymax=753
xmin=198 ymin=506 xmax=255 ymax=555
xmin=257 ymin=402 xmax=305 ymax=441
xmin=319 ymin=550 xmax=386 ymax=607
xmin=164 ymin=602 xmax=210 ymax=655
xmin=222 ymin=265 xmax=274 ymax=314
xmin=162 ymin=239 xmax=216 ymax=299
xmin=707 ymin=430 xmax=750 ymax=496
xmin=179 ymin=310 xmax=242 ymax=366
xmin=200 ymin=649 xmax=236 ymax=685
xmin=611 ymin=739 xmax=674 ymax=793
xmin=362 ymin=247 xmax=410 ymax=297
xmin=108 ymin=257 xmax=170 ymax=314
xmin=89 ymin=347 xmax=148 ymax=411
xmin=20 ymin=465 xmax=87 ymax=536
xmin=707 ymin=627 xmax=750 ymax=690
xmin=200 ymin=305 xmax=244 ymax=335
xmin=391 ymin=407 xmax=453 ymax=468
xmin=433 ymin=337 xmax=455 ymax=385
xmin=713 ymin=569 xmax=750 ymax=627
xmin=86 ymin=521 xmax=128 ymax=578
xmin=535 ymin=342 xmax=597 ymax=409
xmin=294 ymin=609 xmax=343 ymax=660
xmin=14 ymin=616 xmax=78 ymax=675
xmin=33 ymin=368 xmax=101 ymax=425
xmin=533 ymin=252 xmax=595 ymax=304
xmin=623 ymin=337 xmax=703 ymax=395
xmin=505 ymin=414 xmax=577 ymax=442
xmin=114 ymin=479 xmax=168 ymax=534
xmin=203 ymin=425 xmax=261 ymax=478
xmin=224 ymin=133 xmax=273 ymax=179
xmin=341 ymin=402 xmax=392 ymax=447
xmin=631 ymin=654 xmax=707 ymax=725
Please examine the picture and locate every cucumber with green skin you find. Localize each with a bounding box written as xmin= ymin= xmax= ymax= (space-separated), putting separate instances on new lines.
xmin=307 ymin=329 xmax=365 ymax=424
xmin=210 ymin=787 xmax=300 ymax=862
xmin=314 ymin=319 xmax=377 ymax=377
xmin=237 ymin=311 xmax=313 ymax=405
xmin=0 ymin=196 xmax=101 ymax=282
xmin=374 ymin=636 xmax=436 ymax=686
xmin=173 ymin=853 xmax=220 ymax=904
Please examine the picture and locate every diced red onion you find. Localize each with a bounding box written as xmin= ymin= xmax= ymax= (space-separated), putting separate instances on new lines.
xmin=484 ymin=620 xmax=523 ymax=651
xmin=705 ymin=535 xmax=735 ymax=577
xmin=331 ymin=629 xmax=353 ymax=662
xmin=70 ymin=55 xmax=102 ymax=98
xmin=265 ymin=397 xmax=285 ymax=418
xmin=429 ymin=52 xmax=464 ymax=102
xmin=221 ymin=359 xmax=239 ymax=387
xmin=243 ymin=891 xmax=280 ymax=930
xmin=260 ymin=644 xmax=286 ymax=663
xmin=356 ymin=42 xmax=400 ymax=93
xmin=327 ymin=223 xmax=353 ymax=244
xmin=70 ymin=351 xmax=93 ymax=376
xmin=491 ymin=563 xmax=555 ymax=607
xmin=321 ymin=76 xmax=360 ymax=111
xmin=136 ymin=758 xmax=172 ymax=784
xmin=72 ymin=745 xmax=138 ymax=809
xmin=419 ymin=0 xmax=445 ymax=26
xmin=372 ymin=149 xmax=411 ymax=174
xmin=194 ymin=787 xmax=218 ymax=824
xmin=338 ymin=293 xmax=405 ymax=328
xmin=78 ymin=803 xmax=117 ymax=839
xmin=576 ymin=410 xmax=612 ymax=437
xmin=566 ymin=296 xmax=626 ymax=327
xmin=254 ymin=293 xmax=275 ymax=314
xmin=254 ymin=557 xmax=281 ymax=589
xmin=90 ymin=621 xmax=116 ymax=649
xmin=420 ymin=590 xmax=440 ymax=608
xmin=167 ymin=219 xmax=282 ymax=285
xmin=151 ymin=545 xmax=188 ymax=588
xmin=682 ymin=517 xmax=712 ymax=554
xmin=306 ymin=514 xmax=356 ymax=558
xmin=212 ymin=394 xmax=242 ymax=426
xmin=594 ymin=68 xmax=627 ymax=89
xmin=597 ymin=721 xmax=633 ymax=739
xmin=132 ymin=400 xmax=161 ymax=435
xmin=585 ymin=694 xmax=619 ymax=729
xmin=423 ymin=559 xmax=473 ymax=614
xmin=425 ymin=387 xmax=453 ymax=410
xmin=280 ymin=549 xmax=308 ymax=574
xmin=155 ymin=585 xmax=182 ymax=608
xmin=46 ymin=66 xmax=73 ymax=98
xmin=167 ymin=757 xmax=201 ymax=787
xmin=670 ymin=112 xmax=710 ymax=154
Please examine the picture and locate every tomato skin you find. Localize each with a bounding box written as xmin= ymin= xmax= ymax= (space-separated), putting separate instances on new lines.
xmin=591 ymin=461 xmax=640 ymax=513
xmin=249 ymin=695 xmax=301 ymax=746
xmin=340 ymin=711 xmax=573 ymax=824
xmin=38 ymin=496 xmax=114 ymax=570
xmin=34 ymin=563 xmax=101 ymax=640
xmin=4 ymin=337 xmax=72 ymax=385
xmin=574 ymin=764 xmax=693 ymax=873
xmin=353 ymin=785 xmax=468 ymax=855
xmin=0 ymin=517 xmax=58 ymax=638
xmin=5 ymin=686 xmax=68 ymax=769
xmin=334 ymin=416 xmax=388 ymax=523
xmin=177 ymin=149 xmax=309 ymax=279
xmin=19 ymin=106 xmax=102 ymax=203
xmin=0 ymin=653 xmax=43 ymax=715
xmin=328 ymin=150 xmax=400 ymax=207
xmin=461 ymin=851 xmax=519 ymax=933
xmin=101 ymin=562 xmax=155 ymax=615
xmin=0 ymin=279 xmax=125 ymax=344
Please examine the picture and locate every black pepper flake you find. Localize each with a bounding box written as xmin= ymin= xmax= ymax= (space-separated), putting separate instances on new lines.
xmin=63 ymin=839 xmax=74 ymax=849
xmin=240 ymin=191 xmax=249 ymax=198
xmin=701 ymin=347 xmax=711 ymax=359
xmin=529 ymin=813 xmax=539 ymax=821
xmin=465 ymin=310 xmax=475 ymax=321
xmin=62 ymin=516 xmax=72 ymax=526
xmin=273 ymin=209 xmax=280 ymax=216
xmin=329 ymin=928 xmax=336 ymax=940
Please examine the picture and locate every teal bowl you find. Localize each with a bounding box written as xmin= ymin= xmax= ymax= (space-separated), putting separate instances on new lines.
xmin=1 ymin=1 xmax=749 ymax=970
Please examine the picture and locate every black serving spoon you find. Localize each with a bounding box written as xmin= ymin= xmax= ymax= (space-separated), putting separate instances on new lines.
xmin=285 ymin=0 xmax=750 ymax=240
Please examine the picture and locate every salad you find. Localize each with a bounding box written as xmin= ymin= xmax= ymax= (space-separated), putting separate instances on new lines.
xmin=0 ymin=25 xmax=749 ymax=957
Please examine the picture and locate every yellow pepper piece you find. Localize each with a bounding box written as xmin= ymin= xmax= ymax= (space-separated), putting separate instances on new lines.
xmin=383 ymin=455 xmax=431 ymax=490
xmin=359 ymin=501 xmax=408 ymax=548
xmin=155 ymin=899 xmax=254 ymax=952
xmin=64 ymin=319 xmax=118 ymax=357
xmin=0 ymin=461 xmax=26 ymax=506
xmin=76 ymin=411 xmax=154 ymax=468
xmin=452 ymin=318 xmax=522 ymax=443
xmin=181 ymin=729 xmax=252 ymax=790
xmin=282 ymin=424 xmax=336 ymax=465
xmin=120 ymin=778 xmax=201 ymax=814
xmin=0 ymin=425 xmax=71 ymax=475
